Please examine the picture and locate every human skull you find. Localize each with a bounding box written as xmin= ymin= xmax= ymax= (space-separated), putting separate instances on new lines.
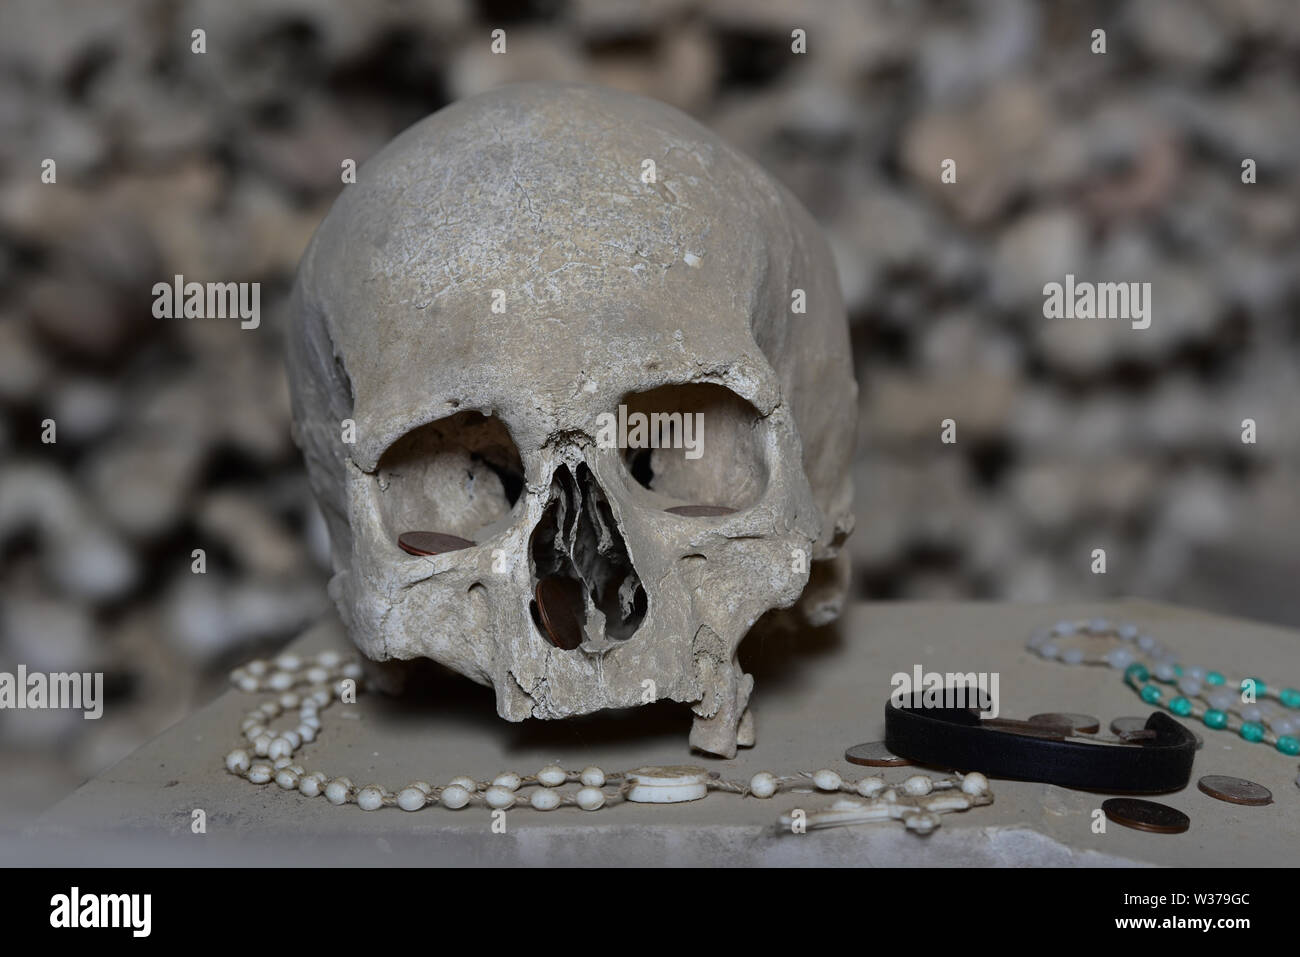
xmin=286 ymin=83 xmax=856 ymax=757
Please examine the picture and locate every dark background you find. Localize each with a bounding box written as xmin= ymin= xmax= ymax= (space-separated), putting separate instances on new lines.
xmin=1 ymin=0 xmax=1297 ymax=821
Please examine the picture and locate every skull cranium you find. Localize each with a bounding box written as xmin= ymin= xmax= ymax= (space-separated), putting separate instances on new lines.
xmin=286 ymin=83 xmax=856 ymax=757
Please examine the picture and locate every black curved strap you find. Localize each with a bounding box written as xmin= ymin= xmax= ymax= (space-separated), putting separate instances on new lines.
xmin=884 ymin=699 xmax=1196 ymax=793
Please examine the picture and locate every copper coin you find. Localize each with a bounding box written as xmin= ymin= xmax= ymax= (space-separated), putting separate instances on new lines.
xmin=845 ymin=741 xmax=913 ymax=767
xmin=1029 ymin=712 xmax=1100 ymax=734
xmin=1102 ymin=798 xmax=1190 ymax=834
xmin=664 ymin=505 xmax=737 ymax=517
xmin=1197 ymin=775 xmax=1273 ymax=807
xmin=534 ymin=575 xmax=586 ymax=651
xmin=398 ymin=531 xmax=476 ymax=556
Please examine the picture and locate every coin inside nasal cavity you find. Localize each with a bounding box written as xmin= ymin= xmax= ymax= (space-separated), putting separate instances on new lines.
xmin=398 ymin=531 xmax=476 ymax=556
xmin=534 ymin=575 xmax=586 ymax=651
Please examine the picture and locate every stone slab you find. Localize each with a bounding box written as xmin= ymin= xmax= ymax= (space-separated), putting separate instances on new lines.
xmin=18 ymin=600 xmax=1300 ymax=866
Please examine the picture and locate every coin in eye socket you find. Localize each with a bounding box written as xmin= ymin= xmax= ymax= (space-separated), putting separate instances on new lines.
xmin=534 ymin=575 xmax=586 ymax=651
xmin=664 ymin=505 xmax=737 ymax=517
xmin=397 ymin=531 xmax=476 ymax=556
xmin=1196 ymin=775 xmax=1273 ymax=806
xmin=845 ymin=741 xmax=913 ymax=767
xmin=1101 ymin=797 xmax=1190 ymax=834
xmin=1029 ymin=712 xmax=1100 ymax=734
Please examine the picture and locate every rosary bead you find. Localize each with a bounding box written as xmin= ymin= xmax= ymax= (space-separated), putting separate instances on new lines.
xmin=1177 ymin=677 xmax=1202 ymax=697
xmin=580 ymin=766 xmax=605 ymax=787
xmin=296 ymin=724 xmax=317 ymax=744
xmin=1107 ymin=648 xmax=1136 ymax=669
xmin=576 ymin=787 xmax=605 ymax=810
xmin=1239 ymin=722 xmax=1266 ymax=743
xmin=530 ymin=788 xmax=561 ymax=810
xmin=484 ymin=786 xmax=516 ymax=809
xmin=278 ymin=692 xmax=300 ymax=710
xmin=1136 ymin=634 xmax=1157 ymax=653
xmin=1050 ymin=620 xmax=1077 ymax=636
xmin=1207 ymin=689 xmax=1235 ymax=711
xmin=1169 ymin=696 xmax=1192 ymax=716
xmin=357 ymin=786 xmax=385 ymax=811
xmin=305 ymin=667 xmax=329 ymax=685
xmin=537 ymin=765 xmax=567 ymax=787
xmin=960 ymin=772 xmax=989 ymax=796
xmin=1204 ymin=670 xmax=1224 ymax=685
xmin=1037 ymin=642 xmax=1059 ymax=660
xmin=1203 ymin=709 xmax=1229 ymax=730
xmin=325 ymin=777 xmax=353 ymax=805
xmin=268 ymin=737 xmax=293 ymax=761
xmin=448 ymin=775 xmax=477 ymax=792
xmin=492 ymin=772 xmax=522 ymax=791
xmin=1117 ymin=623 xmax=1139 ymax=641
xmin=1280 ymin=688 xmax=1300 ymax=709
xmin=275 ymin=654 xmax=302 ymax=672
xmin=276 ymin=767 xmax=302 ymax=789
xmin=247 ymin=660 xmax=268 ymax=677
xmin=252 ymin=733 xmax=273 ymax=757
xmin=341 ymin=662 xmax=363 ymax=679
xmin=299 ymin=772 xmax=328 ymax=797
xmin=311 ymin=688 xmax=331 ymax=708
xmin=225 ymin=749 xmax=251 ymax=774
xmin=1153 ymin=662 xmax=1177 ymax=682
xmin=316 ymin=650 xmax=342 ymax=669
xmin=273 ymin=756 xmax=293 ymax=769
xmin=749 ymin=772 xmax=778 ymax=798
xmin=856 ymin=776 xmax=885 ymax=797
xmin=1062 ymin=648 xmax=1085 ymax=665
xmin=260 ymin=701 xmax=282 ymax=718
xmin=1243 ymin=677 xmax=1266 ymax=696
xmin=441 ymin=785 xmax=470 ymax=809
xmin=1270 ymin=716 xmax=1298 ymax=736
xmin=1240 ymin=705 xmax=1263 ymax=723
xmin=397 ymin=786 xmax=427 ymax=811
xmin=268 ymin=671 xmax=294 ymax=692
xmin=1086 ymin=618 xmax=1110 ymax=634
xmin=813 ymin=769 xmax=842 ymax=791
xmin=1276 ymin=736 xmax=1300 ymax=756
xmin=1185 ymin=666 xmax=1205 ymax=681
xmin=247 ymin=762 xmax=273 ymax=784
xmin=1140 ymin=685 xmax=1162 ymax=704
xmin=902 ymin=775 xmax=932 ymax=796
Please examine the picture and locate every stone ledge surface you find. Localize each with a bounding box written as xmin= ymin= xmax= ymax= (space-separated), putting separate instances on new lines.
xmin=21 ymin=600 xmax=1300 ymax=867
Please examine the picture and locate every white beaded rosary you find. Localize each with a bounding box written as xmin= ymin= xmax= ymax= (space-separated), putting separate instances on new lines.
xmin=224 ymin=650 xmax=994 ymax=834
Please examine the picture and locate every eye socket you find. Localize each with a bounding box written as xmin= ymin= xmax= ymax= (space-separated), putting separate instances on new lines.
xmin=616 ymin=383 xmax=767 ymax=512
xmin=375 ymin=411 xmax=525 ymax=545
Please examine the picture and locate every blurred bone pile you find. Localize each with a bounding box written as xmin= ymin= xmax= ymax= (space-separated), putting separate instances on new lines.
xmin=1 ymin=0 xmax=1298 ymax=814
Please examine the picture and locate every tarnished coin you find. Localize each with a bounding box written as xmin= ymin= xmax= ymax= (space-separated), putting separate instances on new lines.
xmin=1110 ymin=716 xmax=1148 ymax=737
xmin=1110 ymin=715 xmax=1202 ymax=748
xmin=1029 ymin=712 xmax=1100 ymax=734
xmin=1102 ymin=798 xmax=1190 ymax=834
xmin=845 ymin=741 xmax=913 ymax=767
xmin=1197 ymin=775 xmax=1273 ymax=807
xmin=665 ymin=505 xmax=737 ymax=517
xmin=534 ymin=575 xmax=586 ymax=650
xmin=398 ymin=531 xmax=476 ymax=556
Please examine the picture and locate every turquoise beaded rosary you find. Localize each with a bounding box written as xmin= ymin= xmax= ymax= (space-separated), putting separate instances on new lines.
xmin=1026 ymin=618 xmax=1300 ymax=788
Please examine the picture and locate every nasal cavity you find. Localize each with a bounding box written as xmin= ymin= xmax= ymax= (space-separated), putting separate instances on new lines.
xmin=528 ymin=463 xmax=647 ymax=648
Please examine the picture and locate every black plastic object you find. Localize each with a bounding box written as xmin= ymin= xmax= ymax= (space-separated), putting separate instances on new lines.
xmin=885 ymin=698 xmax=1196 ymax=793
